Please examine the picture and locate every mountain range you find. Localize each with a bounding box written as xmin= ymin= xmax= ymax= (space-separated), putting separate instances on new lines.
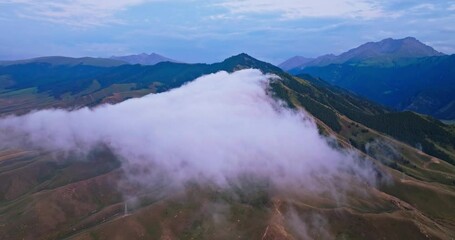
xmin=0 ymin=53 xmax=454 ymax=239
xmin=280 ymin=37 xmax=455 ymax=120
xmin=0 ymin=53 xmax=179 ymax=68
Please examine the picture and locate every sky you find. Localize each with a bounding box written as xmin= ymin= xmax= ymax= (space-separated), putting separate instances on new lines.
xmin=0 ymin=0 xmax=454 ymax=64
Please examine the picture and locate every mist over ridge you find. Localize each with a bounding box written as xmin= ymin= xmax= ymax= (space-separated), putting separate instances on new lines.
xmin=0 ymin=69 xmax=377 ymax=195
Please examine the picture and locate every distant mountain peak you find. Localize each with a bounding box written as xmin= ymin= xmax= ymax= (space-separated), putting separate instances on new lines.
xmin=403 ymin=36 xmax=417 ymax=40
xmin=111 ymin=53 xmax=179 ymax=65
xmin=284 ymin=37 xmax=445 ymax=72
xmin=341 ymin=37 xmax=445 ymax=61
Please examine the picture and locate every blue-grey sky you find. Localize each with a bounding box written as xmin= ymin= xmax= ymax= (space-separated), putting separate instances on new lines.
xmin=0 ymin=0 xmax=454 ymax=64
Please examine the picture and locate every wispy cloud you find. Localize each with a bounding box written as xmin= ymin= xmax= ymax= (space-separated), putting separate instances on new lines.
xmin=0 ymin=0 xmax=154 ymax=27
xmin=410 ymin=3 xmax=436 ymax=11
xmin=216 ymin=0 xmax=385 ymax=20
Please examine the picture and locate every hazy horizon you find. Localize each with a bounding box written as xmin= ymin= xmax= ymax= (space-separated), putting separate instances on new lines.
xmin=1 ymin=0 xmax=455 ymax=64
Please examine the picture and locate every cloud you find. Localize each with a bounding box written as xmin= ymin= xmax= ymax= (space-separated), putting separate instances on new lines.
xmin=410 ymin=3 xmax=436 ymax=11
xmin=216 ymin=0 xmax=384 ymax=20
xmin=0 ymin=69 xmax=379 ymax=196
xmin=0 ymin=0 xmax=154 ymax=27
xmin=286 ymin=208 xmax=332 ymax=240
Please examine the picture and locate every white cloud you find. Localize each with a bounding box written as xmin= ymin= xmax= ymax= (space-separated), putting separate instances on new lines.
xmin=0 ymin=69 xmax=378 ymax=196
xmin=410 ymin=3 xmax=436 ymax=11
xmin=216 ymin=0 xmax=384 ymax=20
xmin=0 ymin=0 xmax=154 ymax=27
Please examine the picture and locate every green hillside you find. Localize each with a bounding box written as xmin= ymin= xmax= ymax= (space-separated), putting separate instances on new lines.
xmin=293 ymin=55 xmax=455 ymax=120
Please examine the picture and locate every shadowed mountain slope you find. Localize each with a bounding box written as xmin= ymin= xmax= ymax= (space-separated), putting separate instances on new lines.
xmin=282 ymin=37 xmax=454 ymax=120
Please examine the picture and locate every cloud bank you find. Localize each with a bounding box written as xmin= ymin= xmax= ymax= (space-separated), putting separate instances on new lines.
xmin=0 ymin=69 xmax=377 ymax=194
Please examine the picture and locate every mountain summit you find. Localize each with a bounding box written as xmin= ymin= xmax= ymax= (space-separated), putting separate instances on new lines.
xmin=111 ymin=53 xmax=178 ymax=65
xmin=281 ymin=37 xmax=445 ymax=70
xmin=336 ymin=37 xmax=445 ymax=63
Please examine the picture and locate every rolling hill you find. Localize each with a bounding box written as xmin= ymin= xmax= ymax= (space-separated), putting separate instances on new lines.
xmin=0 ymin=54 xmax=454 ymax=239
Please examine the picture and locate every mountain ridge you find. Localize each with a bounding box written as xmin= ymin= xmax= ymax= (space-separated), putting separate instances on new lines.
xmin=0 ymin=56 xmax=127 ymax=67
xmin=1 ymin=53 xmax=453 ymax=164
xmin=278 ymin=56 xmax=314 ymax=70
xmin=110 ymin=52 xmax=179 ymax=65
